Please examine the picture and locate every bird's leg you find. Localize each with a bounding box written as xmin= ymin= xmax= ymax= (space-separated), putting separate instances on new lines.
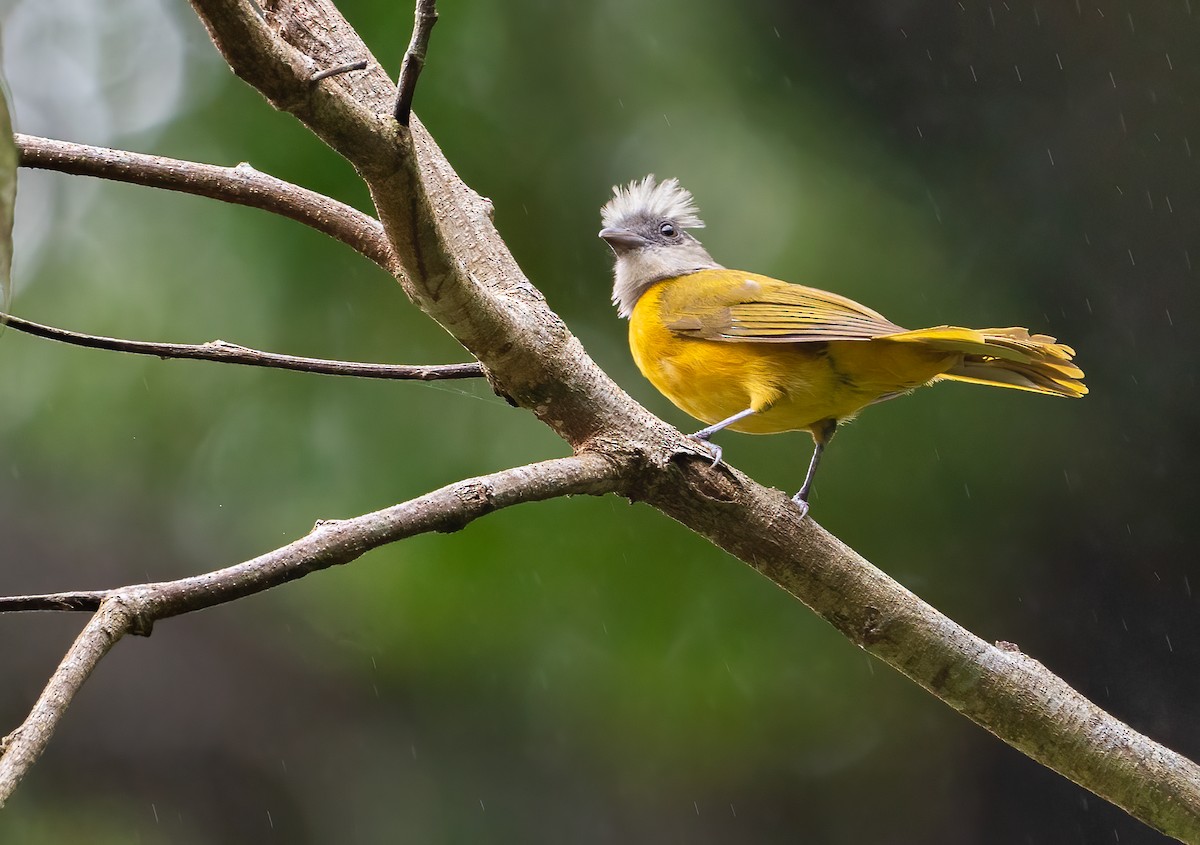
xmin=792 ymin=419 xmax=838 ymax=518
xmin=687 ymin=407 xmax=757 ymax=468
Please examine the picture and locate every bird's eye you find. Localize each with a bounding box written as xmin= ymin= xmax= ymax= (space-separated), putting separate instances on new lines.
xmin=659 ymin=222 xmax=677 ymax=238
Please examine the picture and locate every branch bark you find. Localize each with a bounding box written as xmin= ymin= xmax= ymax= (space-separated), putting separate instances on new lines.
xmin=0 ymin=311 xmax=483 ymax=380
xmin=0 ymin=452 xmax=622 ymax=805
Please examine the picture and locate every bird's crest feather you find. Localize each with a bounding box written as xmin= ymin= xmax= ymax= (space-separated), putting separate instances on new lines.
xmin=601 ymin=175 xmax=705 ymax=230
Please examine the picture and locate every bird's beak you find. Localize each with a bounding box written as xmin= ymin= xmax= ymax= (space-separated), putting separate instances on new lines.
xmin=598 ymin=227 xmax=649 ymax=251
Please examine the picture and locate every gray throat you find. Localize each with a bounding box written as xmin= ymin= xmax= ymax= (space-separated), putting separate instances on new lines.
xmin=612 ymin=246 xmax=722 ymax=318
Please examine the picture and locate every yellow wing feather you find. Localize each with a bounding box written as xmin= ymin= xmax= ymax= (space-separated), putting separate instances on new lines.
xmin=654 ymin=269 xmax=1087 ymax=400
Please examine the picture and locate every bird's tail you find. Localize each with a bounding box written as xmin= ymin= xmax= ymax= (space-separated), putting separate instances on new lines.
xmin=882 ymin=325 xmax=1087 ymax=398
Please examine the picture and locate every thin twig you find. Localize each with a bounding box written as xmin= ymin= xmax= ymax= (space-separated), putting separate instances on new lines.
xmin=15 ymin=134 xmax=397 ymax=273
xmin=393 ymin=0 xmax=438 ymax=125
xmin=0 ymin=312 xmax=484 ymax=380
xmin=0 ymin=453 xmax=622 ymax=805
xmin=0 ymin=591 xmax=109 ymax=613
xmin=311 ymin=58 xmax=368 ymax=83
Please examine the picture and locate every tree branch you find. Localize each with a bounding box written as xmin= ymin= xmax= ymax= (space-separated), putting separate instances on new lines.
xmin=393 ymin=0 xmax=438 ymax=125
xmin=14 ymin=134 xmax=398 ymax=274
xmin=0 ymin=591 xmax=108 ymax=613
xmin=0 ymin=598 xmax=136 ymax=804
xmin=193 ymin=0 xmax=654 ymax=452
xmin=0 ymin=452 xmax=622 ymax=805
xmin=0 ymin=311 xmax=483 ymax=380
xmin=180 ymin=1 xmax=1200 ymax=838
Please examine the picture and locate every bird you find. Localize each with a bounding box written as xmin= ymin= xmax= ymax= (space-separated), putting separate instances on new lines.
xmin=598 ymin=175 xmax=1086 ymax=517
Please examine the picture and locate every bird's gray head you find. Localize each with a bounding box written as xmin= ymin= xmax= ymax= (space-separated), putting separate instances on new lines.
xmin=599 ymin=175 xmax=722 ymax=318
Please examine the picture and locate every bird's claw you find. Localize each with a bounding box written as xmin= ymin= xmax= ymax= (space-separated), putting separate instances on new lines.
xmin=686 ymin=434 xmax=723 ymax=468
xmin=790 ymin=492 xmax=811 ymax=519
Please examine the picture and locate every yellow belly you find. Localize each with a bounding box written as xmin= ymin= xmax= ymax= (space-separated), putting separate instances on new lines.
xmin=628 ymin=282 xmax=958 ymax=435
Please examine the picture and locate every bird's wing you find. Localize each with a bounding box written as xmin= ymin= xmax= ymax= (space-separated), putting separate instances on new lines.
xmin=661 ymin=269 xmax=906 ymax=343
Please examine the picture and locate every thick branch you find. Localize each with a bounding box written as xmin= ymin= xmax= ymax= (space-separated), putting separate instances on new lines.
xmin=190 ymin=0 xmax=643 ymax=451
xmin=641 ymin=478 xmax=1200 ymax=839
xmin=184 ymin=0 xmax=1200 ymax=839
xmin=0 ymin=311 xmax=483 ymax=381
xmin=0 ymin=452 xmax=622 ymax=805
xmin=393 ymin=0 xmax=438 ymax=124
xmin=15 ymin=134 xmax=397 ymax=273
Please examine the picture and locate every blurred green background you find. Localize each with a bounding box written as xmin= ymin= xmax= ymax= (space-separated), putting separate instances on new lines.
xmin=1 ymin=1 xmax=1197 ymax=842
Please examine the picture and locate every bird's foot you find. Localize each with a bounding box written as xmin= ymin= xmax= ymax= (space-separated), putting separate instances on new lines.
xmin=685 ymin=433 xmax=723 ymax=468
xmin=790 ymin=491 xmax=811 ymax=519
